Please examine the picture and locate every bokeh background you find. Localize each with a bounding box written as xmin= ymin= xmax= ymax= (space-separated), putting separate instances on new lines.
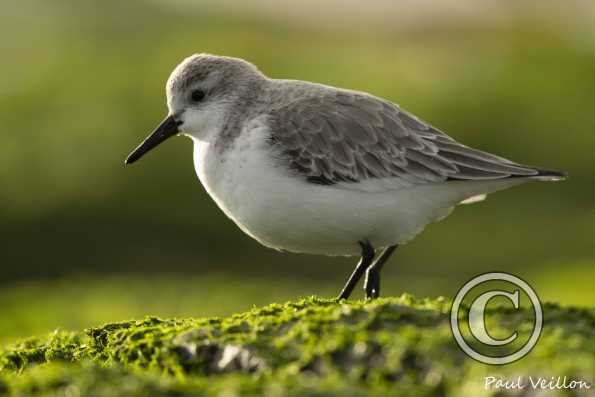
xmin=1 ymin=0 xmax=594 ymax=343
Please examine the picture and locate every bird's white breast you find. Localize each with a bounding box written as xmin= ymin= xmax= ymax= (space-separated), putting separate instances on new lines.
xmin=192 ymin=118 xmax=525 ymax=256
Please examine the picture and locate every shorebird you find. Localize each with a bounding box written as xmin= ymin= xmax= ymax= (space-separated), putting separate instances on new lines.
xmin=125 ymin=54 xmax=565 ymax=300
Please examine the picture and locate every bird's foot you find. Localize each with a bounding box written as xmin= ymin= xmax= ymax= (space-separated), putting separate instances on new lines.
xmin=335 ymin=292 xmax=348 ymax=302
xmin=364 ymin=267 xmax=380 ymax=299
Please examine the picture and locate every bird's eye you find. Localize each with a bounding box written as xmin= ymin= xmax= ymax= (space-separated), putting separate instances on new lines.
xmin=191 ymin=89 xmax=205 ymax=102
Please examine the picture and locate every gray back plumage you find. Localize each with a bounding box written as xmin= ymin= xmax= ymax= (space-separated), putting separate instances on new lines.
xmin=266 ymin=81 xmax=541 ymax=186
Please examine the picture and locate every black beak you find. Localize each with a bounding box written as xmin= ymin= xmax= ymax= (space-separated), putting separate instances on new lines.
xmin=125 ymin=115 xmax=182 ymax=165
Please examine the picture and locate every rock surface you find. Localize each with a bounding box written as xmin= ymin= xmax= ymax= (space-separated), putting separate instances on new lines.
xmin=1 ymin=295 xmax=593 ymax=396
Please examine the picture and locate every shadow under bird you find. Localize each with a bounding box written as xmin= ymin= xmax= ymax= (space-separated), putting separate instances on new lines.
xmin=125 ymin=54 xmax=566 ymax=300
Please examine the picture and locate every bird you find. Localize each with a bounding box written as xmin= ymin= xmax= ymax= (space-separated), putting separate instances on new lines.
xmin=125 ymin=54 xmax=566 ymax=300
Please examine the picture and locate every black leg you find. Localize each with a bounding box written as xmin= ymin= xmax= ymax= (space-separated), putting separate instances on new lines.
xmin=336 ymin=241 xmax=375 ymax=300
xmin=364 ymin=244 xmax=398 ymax=299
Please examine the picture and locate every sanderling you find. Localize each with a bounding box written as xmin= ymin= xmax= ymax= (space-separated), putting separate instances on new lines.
xmin=125 ymin=54 xmax=565 ymax=300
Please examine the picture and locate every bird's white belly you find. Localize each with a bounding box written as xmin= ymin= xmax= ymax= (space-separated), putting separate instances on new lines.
xmin=193 ymin=124 xmax=522 ymax=256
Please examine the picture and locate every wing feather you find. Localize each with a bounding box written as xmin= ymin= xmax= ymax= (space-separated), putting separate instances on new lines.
xmin=268 ymin=84 xmax=542 ymax=187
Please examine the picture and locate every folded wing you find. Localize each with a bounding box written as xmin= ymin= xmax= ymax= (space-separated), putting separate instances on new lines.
xmin=268 ymin=87 xmax=557 ymax=188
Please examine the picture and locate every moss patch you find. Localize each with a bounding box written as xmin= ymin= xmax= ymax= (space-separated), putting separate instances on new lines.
xmin=1 ymin=295 xmax=593 ymax=396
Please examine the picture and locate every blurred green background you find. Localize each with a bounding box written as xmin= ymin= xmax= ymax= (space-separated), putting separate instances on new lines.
xmin=1 ymin=0 xmax=594 ymax=343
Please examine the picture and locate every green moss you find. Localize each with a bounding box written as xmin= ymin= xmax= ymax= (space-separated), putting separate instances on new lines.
xmin=1 ymin=295 xmax=593 ymax=396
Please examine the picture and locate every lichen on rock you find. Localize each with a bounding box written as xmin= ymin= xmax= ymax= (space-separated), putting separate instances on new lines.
xmin=0 ymin=295 xmax=593 ymax=396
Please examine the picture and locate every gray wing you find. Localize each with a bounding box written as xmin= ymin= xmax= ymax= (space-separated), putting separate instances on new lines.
xmin=268 ymin=88 xmax=541 ymax=187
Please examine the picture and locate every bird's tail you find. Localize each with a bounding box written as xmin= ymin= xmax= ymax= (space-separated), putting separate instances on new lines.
xmin=455 ymin=167 xmax=566 ymax=206
xmin=529 ymin=168 xmax=568 ymax=182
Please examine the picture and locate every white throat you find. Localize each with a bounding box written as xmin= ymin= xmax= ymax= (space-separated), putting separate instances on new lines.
xmin=179 ymin=103 xmax=228 ymax=144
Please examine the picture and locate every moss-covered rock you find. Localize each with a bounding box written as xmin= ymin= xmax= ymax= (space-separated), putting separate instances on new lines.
xmin=1 ymin=295 xmax=593 ymax=396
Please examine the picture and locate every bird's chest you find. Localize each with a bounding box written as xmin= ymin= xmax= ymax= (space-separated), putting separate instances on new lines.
xmin=192 ymin=124 xmax=276 ymax=231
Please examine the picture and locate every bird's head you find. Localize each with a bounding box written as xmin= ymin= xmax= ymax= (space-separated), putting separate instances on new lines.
xmin=125 ymin=53 xmax=265 ymax=164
